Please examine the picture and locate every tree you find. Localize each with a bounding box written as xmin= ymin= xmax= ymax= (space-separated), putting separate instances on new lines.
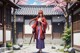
xmin=16 ymin=0 xmax=28 ymax=5
xmin=37 ymin=0 xmax=77 ymax=27
xmin=12 ymin=0 xmax=28 ymax=44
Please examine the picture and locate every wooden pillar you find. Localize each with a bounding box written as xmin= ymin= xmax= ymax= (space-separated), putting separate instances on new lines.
xmin=3 ymin=3 xmax=6 ymax=47
xmin=13 ymin=9 xmax=16 ymax=44
xmin=71 ymin=11 xmax=73 ymax=47
xmin=22 ymin=17 xmax=24 ymax=39
xmin=51 ymin=17 xmax=53 ymax=39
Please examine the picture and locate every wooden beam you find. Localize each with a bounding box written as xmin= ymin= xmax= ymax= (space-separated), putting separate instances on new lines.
xmin=51 ymin=17 xmax=53 ymax=39
xmin=0 ymin=0 xmax=19 ymax=8
xmin=71 ymin=11 xmax=73 ymax=47
xmin=3 ymin=2 xmax=6 ymax=47
xmin=0 ymin=1 xmax=3 ymax=6
xmin=69 ymin=2 xmax=80 ymax=13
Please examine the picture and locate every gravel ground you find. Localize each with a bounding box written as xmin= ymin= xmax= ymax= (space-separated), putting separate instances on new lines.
xmin=13 ymin=44 xmax=64 ymax=53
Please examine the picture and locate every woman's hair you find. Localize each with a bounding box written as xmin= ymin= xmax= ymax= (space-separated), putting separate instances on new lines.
xmin=37 ymin=10 xmax=44 ymax=18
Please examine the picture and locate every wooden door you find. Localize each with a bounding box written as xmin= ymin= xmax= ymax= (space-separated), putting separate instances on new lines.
xmin=52 ymin=22 xmax=64 ymax=39
xmin=16 ymin=22 xmax=23 ymax=38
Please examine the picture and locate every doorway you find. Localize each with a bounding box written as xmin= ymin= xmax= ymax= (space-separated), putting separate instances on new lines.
xmin=52 ymin=22 xmax=64 ymax=39
xmin=16 ymin=22 xmax=23 ymax=38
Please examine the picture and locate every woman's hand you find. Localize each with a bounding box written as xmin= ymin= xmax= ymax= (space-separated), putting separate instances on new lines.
xmin=38 ymin=18 xmax=42 ymax=22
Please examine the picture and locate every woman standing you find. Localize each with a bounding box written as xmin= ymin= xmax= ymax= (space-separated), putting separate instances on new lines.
xmin=29 ymin=10 xmax=49 ymax=53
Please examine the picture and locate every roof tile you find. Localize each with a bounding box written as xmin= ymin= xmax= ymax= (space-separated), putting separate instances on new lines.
xmin=15 ymin=5 xmax=64 ymax=15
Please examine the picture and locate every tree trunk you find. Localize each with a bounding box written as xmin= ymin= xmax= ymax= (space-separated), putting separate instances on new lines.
xmin=13 ymin=9 xmax=17 ymax=44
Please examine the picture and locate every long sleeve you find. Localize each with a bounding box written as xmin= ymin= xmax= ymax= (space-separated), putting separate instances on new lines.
xmin=41 ymin=17 xmax=47 ymax=33
xmin=42 ymin=17 xmax=47 ymax=28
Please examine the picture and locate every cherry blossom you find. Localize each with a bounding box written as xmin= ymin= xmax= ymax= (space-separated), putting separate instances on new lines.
xmin=37 ymin=0 xmax=68 ymax=17
xmin=10 ymin=0 xmax=28 ymax=5
xmin=17 ymin=0 xmax=28 ymax=5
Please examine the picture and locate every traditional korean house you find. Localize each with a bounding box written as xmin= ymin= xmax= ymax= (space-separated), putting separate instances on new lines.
xmin=69 ymin=2 xmax=80 ymax=52
xmin=0 ymin=0 xmax=18 ymax=46
xmin=12 ymin=5 xmax=65 ymax=44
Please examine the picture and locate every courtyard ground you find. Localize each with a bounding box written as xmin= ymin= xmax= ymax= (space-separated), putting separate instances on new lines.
xmin=13 ymin=44 xmax=64 ymax=53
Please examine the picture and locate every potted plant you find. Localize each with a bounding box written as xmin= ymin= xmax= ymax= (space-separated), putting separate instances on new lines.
xmin=6 ymin=42 xmax=12 ymax=50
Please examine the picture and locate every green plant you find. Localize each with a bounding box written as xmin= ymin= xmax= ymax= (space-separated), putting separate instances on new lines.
xmin=6 ymin=42 xmax=12 ymax=47
xmin=66 ymin=45 xmax=71 ymax=49
xmin=62 ymin=26 xmax=71 ymax=48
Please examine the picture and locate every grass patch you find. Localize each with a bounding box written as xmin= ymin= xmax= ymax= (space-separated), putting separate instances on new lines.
xmin=64 ymin=52 xmax=68 ymax=53
xmin=59 ymin=49 xmax=64 ymax=52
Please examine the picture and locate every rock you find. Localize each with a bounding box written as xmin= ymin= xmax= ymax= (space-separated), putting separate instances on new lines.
xmin=18 ymin=43 xmax=23 ymax=47
xmin=17 ymin=38 xmax=23 ymax=47
xmin=60 ymin=44 xmax=64 ymax=46
xmin=68 ymin=47 xmax=75 ymax=53
xmin=0 ymin=47 xmax=6 ymax=52
xmin=51 ymin=46 xmax=56 ymax=49
xmin=64 ymin=48 xmax=68 ymax=52
xmin=13 ymin=45 xmax=20 ymax=50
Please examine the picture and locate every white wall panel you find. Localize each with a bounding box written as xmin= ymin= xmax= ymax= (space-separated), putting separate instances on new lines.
xmin=46 ymin=20 xmax=52 ymax=34
xmin=6 ymin=30 xmax=11 ymax=41
xmin=0 ymin=30 xmax=3 ymax=42
xmin=0 ymin=30 xmax=11 ymax=42
xmin=24 ymin=20 xmax=33 ymax=34
xmin=73 ymin=33 xmax=80 ymax=46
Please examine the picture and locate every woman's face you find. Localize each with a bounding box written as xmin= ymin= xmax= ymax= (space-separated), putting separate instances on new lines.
xmin=39 ymin=13 xmax=43 ymax=17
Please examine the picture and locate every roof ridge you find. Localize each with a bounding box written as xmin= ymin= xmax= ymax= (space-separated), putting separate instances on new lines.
xmin=15 ymin=5 xmax=63 ymax=15
xmin=18 ymin=5 xmax=54 ymax=7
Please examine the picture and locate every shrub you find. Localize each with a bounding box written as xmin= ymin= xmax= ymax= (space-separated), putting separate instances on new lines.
xmin=62 ymin=26 xmax=71 ymax=48
xmin=6 ymin=42 xmax=12 ymax=47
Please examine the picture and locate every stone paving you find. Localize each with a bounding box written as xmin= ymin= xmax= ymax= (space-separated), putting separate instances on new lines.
xmin=13 ymin=44 xmax=64 ymax=53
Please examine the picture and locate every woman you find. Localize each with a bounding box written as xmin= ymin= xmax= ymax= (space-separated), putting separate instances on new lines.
xmin=29 ymin=10 xmax=49 ymax=53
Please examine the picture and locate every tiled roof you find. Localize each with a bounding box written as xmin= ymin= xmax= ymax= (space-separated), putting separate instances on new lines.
xmin=15 ymin=5 xmax=64 ymax=15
